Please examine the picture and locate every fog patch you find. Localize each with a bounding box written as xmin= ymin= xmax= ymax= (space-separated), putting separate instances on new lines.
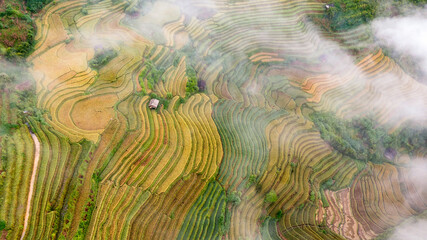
xmin=390 ymin=219 xmax=427 ymax=240
xmin=372 ymin=8 xmax=427 ymax=78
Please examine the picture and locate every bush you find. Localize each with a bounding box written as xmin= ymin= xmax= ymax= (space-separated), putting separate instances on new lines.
xmin=227 ymin=191 xmax=241 ymax=205
xmin=0 ymin=220 xmax=6 ymax=230
xmin=265 ymin=190 xmax=278 ymax=203
xmin=246 ymin=174 xmax=258 ymax=188
xmin=321 ymin=179 xmax=334 ymax=190
xmin=275 ymin=210 xmax=283 ymax=220
xmin=149 ymin=93 xmax=158 ymax=99
xmin=166 ymin=92 xmax=173 ymax=99
xmin=88 ymin=48 xmax=117 ymax=70
xmin=309 ymin=191 xmax=316 ymax=201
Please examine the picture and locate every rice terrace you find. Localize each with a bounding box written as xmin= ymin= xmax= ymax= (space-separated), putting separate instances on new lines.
xmin=0 ymin=0 xmax=427 ymax=239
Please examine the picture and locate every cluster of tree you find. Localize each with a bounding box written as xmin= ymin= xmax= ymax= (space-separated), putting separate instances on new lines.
xmin=324 ymin=0 xmax=377 ymax=31
xmin=408 ymin=0 xmax=427 ymax=4
xmin=26 ymin=0 xmax=52 ymax=13
xmin=0 ymin=3 xmax=36 ymax=60
xmin=310 ymin=111 xmax=427 ymax=163
xmin=142 ymin=59 xmax=165 ymax=90
xmin=185 ymin=65 xmax=199 ymax=97
xmin=88 ymin=48 xmax=118 ymax=70
xmin=227 ymin=191 xmax=242 ymax=205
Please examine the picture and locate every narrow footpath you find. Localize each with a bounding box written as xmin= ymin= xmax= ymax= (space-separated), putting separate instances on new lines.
xmin=20 ymin=133 xmax=40 ymax=240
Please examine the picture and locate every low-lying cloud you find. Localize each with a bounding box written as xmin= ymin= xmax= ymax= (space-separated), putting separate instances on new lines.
xmin=390 ymin=219 xmax=427 ymax=240
xmin=372 ymin=8 xmax=427 ymax=78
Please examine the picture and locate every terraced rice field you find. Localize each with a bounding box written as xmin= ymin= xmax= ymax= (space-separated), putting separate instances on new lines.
xmin=0 ymin=0 xmax=426 ymax=239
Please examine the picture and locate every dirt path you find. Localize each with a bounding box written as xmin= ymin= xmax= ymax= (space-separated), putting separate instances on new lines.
xmin=20 ymin=133 xmax=41 ymax=240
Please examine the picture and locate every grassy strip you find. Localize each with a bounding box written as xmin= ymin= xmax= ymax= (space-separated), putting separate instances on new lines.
xmin=72 ymin=172 xmax=100 ymax=240
xmin=177 ymin=180 xmax=227 ymax=240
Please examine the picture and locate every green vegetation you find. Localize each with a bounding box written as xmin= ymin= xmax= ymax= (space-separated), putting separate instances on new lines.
xmin=245 ymin=174 xmax=258 ymax=188
xmin=309 ymin=191 xmax=316 ymax=202
xmin=219 ymin=208 xmax=231 ymax=236
xmin=0 ymin=3 xmax=35 ymax=60
xmin=310 ymin=112 xmax=427 ymax=163
xmin=325 ymin=0 xmax=377 ymax=31
xmin=227 ymin=191 xmax=242 ymax=205
xmin=26 ymin=0 xmax=52 ymax=12
xmin=0 ymin=220 xmax=6 ymax=230
xmin=148 ymin=93 xmax=170 ymax=111
xmin=177 ymin=181 xmax=227 ymax=240
xmin=142 ymin=59 xmax=165 ymax=90
xmin=0 ymin=0 xmax=54 ymax=59
xmin=260 ymin=217 xmax=283 ymax=239
xmin=0 ymin=123 xmax=19 ymax=136
xmin=320 ymin=189 xmax=329 ymax=207
xmin=166 ymin=92 xmax=173 ymax=99
xmin=214 ymin=100 xmax=286 ymax=191
xmin=265 ymin=190 xmax=278 ymax=203
xmin=88 ymin=48 xmax=118 ymax=70
xmin=321 ymin=179 xmax=334 ymax=190
xmin=185 ymin=65 xmax=198 ymax=97
xmin=73 ymin=173 xmax=100 ymax=239
xmin=3 ymin=0 xmax=427 ymax=239
xmin=275 ymin=210 xmax=283 ymax=221
xmin=0 ymin=68 xmax=38 ymax=122
xmin=407 ymin=0 xmax=427 ymax=5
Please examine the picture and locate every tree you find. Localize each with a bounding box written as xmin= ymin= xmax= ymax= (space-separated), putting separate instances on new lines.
xmin=265 ymin=190 xmax=278 ymax=203
xmin=325 ymin=0 xmax=377 ymax=31
xmin=227 ymin=191 xmax=241 ymax=205
xmin=0 ymin=72 xmax=12 ymax=83
xmin=0 ymin=220 xmax=6 ymax=230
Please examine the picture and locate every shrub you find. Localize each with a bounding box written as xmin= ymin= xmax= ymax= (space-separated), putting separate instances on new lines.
xmin=321 ymin=179 xmax=334 ymax=190
xmin=166 ymin=92 xmax=173 ymax=99
xmin=265 ymin=190 xmax=278 ymax=203
xmin=227 ymin=191 xmax=241 ymax=205
xmin=309 ymin=191 xmax=316 ymax=201
xmin=0 ymin=220 xmax=6 ymax=230
xmin=88 ymin=48 xmax=117 ymax=70
xmin=275 ymin=210 xmax=283 ymax=220
xmin=149 ymin=93 xmax=158 ymax=99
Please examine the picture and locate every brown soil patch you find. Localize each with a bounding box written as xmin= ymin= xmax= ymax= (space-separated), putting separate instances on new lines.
xmin=1 ymin=230 xmax=7 ymax=240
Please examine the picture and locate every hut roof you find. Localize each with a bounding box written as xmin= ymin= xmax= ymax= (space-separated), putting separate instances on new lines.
xmin=149 ymin=99 xmax=160 ymax=109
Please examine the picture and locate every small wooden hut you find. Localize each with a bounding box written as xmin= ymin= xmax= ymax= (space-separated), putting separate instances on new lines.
xmin=149 ymin=99 xmax=160 ymax=109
